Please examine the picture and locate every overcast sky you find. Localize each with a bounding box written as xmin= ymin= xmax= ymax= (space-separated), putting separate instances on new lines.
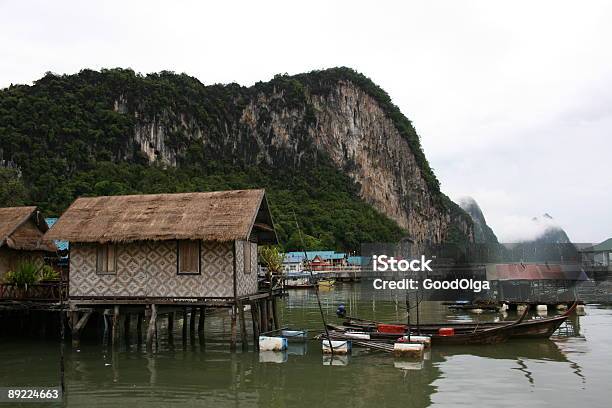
xmin=1 ymin=0 xmax=611 ymax=243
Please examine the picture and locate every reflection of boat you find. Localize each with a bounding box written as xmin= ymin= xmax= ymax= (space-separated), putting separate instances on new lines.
xmin=329 ymin=309 xmax=528 ymax=346
xmin=343 ymin=302 xmax=576 ymax=340
xmin=317 ymin=279 xmax=335 ymax=287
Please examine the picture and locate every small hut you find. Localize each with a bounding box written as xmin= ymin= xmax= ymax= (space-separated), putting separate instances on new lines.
xmin=45 ymin=189 xmax=277 ymax=301
xmin=0 ymin=206 xmax=57 ymax=280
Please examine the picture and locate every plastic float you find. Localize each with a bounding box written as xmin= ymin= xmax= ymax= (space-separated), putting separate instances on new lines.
xmin=322 ymin=339 xmax=351 ymax=354
xmin=393 ymin=342 xmax=424 ymax=358
xmin=397 ymin=335 xmax=431 ymax=348
xmin=437 ymin=327 xmax=455 ymax=336
xmin=259 ymin=336 xmax=288 ymax=351
xmin=342 ymin=332 xmax=370 ymax=340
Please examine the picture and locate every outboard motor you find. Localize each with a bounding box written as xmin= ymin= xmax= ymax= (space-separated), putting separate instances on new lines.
xmin=336 ymin=304 xmax=346 ymax=318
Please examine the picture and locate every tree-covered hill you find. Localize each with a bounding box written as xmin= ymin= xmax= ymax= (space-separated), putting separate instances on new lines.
xmin=0 ymin=67 xmax=472 ymax=251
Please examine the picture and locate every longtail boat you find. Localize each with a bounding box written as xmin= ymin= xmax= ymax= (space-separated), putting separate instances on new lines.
xmin=329 ymin=308 xmax=528 ymax=346
xmin=342 ymin=302 xmax=576 ymax=340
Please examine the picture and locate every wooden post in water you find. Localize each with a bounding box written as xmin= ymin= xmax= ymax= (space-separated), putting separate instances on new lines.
xmin=250 ymin=302 xmax=260 ymax=350
xmin=167 ymin=311 xmax=175 ymax=344
xmin=182 ymin=307 xmax=188 ymax=345
xmin=266 ymin=299 xmax=273 ymax=331
xmin=189 ymin=307 xmax=196 ymax=343
xmin=70 ymin=311 xmax=92 ymax=348
xmin=238 ymin=301 xmax=248 ymax=350
xmin=123 ymin=314 xmax=131 ymax=345
xmin=146 ymin=304 xmax=157 ymax=352
xmin=230 ymin=305 xmax=237 ymax=351
xmin=272 ymin=297 xmax=279 ymax=330
xmin=136 ymin=313 xmax=143 ymax=345
xmin=197 ymin=307 xmax=205 ymax=336
xmin=112 ymin=305 xmax=120 ymax=348
xmin=261 ymin=299 xmax=269 ymax=333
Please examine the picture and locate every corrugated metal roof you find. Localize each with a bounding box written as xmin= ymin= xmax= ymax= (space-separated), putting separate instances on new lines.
xmin=284 ymin=251 xmax=346 ymax=263
xmin=486 ymin=263 xmax=587 ymax=281
xmin=45 ymin=218 xmax=69 ymax=252
xmin=581 ymin=238 xmax=612 ymax=252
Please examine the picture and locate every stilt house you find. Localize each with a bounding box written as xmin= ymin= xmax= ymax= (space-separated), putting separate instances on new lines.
xmin=0 ymin=206 xmax=57 ymax=279
xmin=45 ymin=189 xmax=277 ymax=301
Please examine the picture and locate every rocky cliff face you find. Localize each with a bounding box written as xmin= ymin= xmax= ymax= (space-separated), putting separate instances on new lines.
xmin=459 ymin=197 xmax=499 ymax=243
xmin=123 ymin=71 xmax=473 ymax=245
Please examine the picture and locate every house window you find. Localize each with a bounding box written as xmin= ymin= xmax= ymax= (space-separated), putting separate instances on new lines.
xmin=178 ymin=240 xmax=200 ymax=274
xmin=96 ymin=244 xmax=117 ymax=274
xmin=244 ymin=241 xmax=251 ymax=274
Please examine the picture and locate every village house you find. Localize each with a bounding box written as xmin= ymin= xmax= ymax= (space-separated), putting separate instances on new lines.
xmin=45 ymin=189 xmax=277 ymax=301
xmin=0 ymin=206 xmax=57 ymax=280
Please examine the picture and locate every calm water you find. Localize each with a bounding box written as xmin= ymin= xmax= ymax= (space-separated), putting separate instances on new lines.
xmin=1 ymin=283 xmax=611 ymax=407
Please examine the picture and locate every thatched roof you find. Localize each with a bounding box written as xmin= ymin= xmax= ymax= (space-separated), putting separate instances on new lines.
xmin=0 ymin=206 xmax=57 ymax=252
xmin=46 ymin=189 xmax=278 ymax=244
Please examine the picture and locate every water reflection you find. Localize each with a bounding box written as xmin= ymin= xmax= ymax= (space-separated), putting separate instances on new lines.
xmin=1 ymin=285 xmax=610 ymax=408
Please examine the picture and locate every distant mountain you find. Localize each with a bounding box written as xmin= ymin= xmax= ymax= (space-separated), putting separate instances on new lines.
xmin=530 ymin=213 xmax=571 ymax=244
xmin=459 ymin=197 xmax=498 ymax=243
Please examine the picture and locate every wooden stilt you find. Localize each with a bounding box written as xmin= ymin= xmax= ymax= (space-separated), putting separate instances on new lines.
xmin=230 ymin=305 xmax=237 ymax=351
xmin=261 ymin=299 xmax=268 ymax=333
xmin=238 ymin=301 xmax=248 ymax=350
xmin=112 ymin=305 xmax=120 ymax=348
xmin=146 ymin=304 xmax=157 ymax=352
xmin=197 ymin=307 xmax=205 ymax=335
xmin=182 ymin=307 xmax=188 ymax=345
xmin=167 ymin=312 xmax=175 ymax=343
xmin=71 ymin=311 xmax=92 ymax=348
xmin=189 ymin=307 xmax=196 ymax=342
xmin=272 ymin=297 xmax=279 ymax=330
xmin=250 ymin=302 xmax=260 ymax=350
xmin=123 ymin=314 xmax=131 ymax=345
xmin=136 ymin=313 xmax=143 ymax=345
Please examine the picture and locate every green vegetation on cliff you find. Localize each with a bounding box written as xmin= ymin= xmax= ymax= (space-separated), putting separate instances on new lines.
xmin=0 ymin=67 xmax=470 ymax=250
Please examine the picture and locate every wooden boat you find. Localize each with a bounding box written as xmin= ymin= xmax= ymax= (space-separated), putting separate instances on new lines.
xmin=329 ymin=308 xmax=528 ymax=346
xmin=342 ymin=302 xmax=576 ymax=340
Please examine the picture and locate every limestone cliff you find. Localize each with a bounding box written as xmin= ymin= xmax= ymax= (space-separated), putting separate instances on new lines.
xmin=122 ymin=69 xmax=473 ymax=244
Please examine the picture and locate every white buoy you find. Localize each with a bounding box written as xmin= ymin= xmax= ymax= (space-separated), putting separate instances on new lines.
xmin=500 ymin=303 xmax=509 ymax=312
xmin=398 ymin=335 xmax=431 ymax=348
xmin=536 ymin=304 xmax=548 ymax=311
xmin=556 ymin=304 xmax=568 ymax=311
xmin=322 ymin=340 xmax=351 ymax=354
xmin=576 ymin=304 xmax=586 ymax=315
xmin=259 ymin=351 xmax=288 ymax=363
xmin=259 ymin=336 xmax=288 ymax=351
xmin=393 ymin=343 xmax=424 ymax=358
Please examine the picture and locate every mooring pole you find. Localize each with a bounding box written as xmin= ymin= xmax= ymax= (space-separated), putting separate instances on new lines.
xmin=293 ymin=212 xmax=333 ymax=355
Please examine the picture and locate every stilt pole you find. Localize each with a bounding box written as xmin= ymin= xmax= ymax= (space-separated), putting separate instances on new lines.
xmin=230 ymin=305 xmax=238 ymax=351
xmin=238 ymin=301 xmax=248 ymax=350
xmin=146 ymin=304 xmax=157 ymax=352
